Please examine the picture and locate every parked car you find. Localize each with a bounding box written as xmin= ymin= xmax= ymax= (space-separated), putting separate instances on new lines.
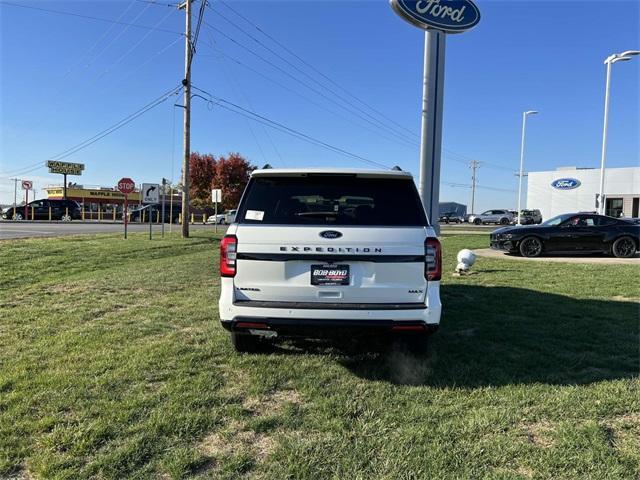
xmin=512 ymin=209 xmax=542 ymax=225
xmin=468 ymin=209 xmax=513 ymax=225
xmin=2 ymin=199 xmax=81 ymax=221
xmin=490 ymin=213 xmax=640 ymax=258
xmin=129 ymin=204 xmax=181 ymax=223
xmin=219 ymin=168 xmax=442 ymax=352
xmin=225 ymin=209 xmax=237 ymax=224
xmin=207 ymin=213 xmax=227 ymax=224
xmin=439 ymin=211 xmax=463 ymax=224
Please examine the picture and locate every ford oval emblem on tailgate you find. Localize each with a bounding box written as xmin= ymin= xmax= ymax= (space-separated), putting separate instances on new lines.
xmin=319 ymin=230 xmax=342 ymax=239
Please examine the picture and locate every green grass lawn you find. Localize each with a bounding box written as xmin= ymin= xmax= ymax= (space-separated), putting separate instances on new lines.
xmin=0 ymin=231 xmax=638 ymax=479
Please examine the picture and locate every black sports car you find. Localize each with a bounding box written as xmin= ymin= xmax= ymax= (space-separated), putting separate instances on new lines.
xmin=490 ymin=213 xmax=640 ymax=258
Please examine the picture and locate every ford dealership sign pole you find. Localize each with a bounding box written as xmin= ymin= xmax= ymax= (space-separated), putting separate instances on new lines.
xmin=390 ymin=0 xmax=480 ymax=231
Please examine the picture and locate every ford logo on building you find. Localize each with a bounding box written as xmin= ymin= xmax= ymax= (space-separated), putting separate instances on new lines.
xmin=390 ymin=0 xmax=481 ymax=33
xmin=551 ymin=178 xmax=581 ymax=190
xmin=319 ymin=230 xmax=342 ymax=239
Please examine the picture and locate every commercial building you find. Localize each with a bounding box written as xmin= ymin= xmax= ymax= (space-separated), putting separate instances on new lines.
xmin=527 ymin=166 xmax=639 ymax=220
xmin=43 ymin=184 xmax=182 ymax=218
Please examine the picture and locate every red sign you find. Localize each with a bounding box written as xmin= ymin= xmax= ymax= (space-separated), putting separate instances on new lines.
xmin=117 ymin=177 xmax=135 ymax=195
xmin=22 ymin=180 xmax=33 ymax=190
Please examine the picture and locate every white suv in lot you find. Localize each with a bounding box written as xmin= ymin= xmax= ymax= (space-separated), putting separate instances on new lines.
xmin=218 ymin=168 xmax=442 ymax=352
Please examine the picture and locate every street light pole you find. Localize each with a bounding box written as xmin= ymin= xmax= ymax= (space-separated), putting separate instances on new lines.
xmin=517 ymin=110 xmax=538 ymax=225
xmin=597 ymin=50 xmax=639 ymax=215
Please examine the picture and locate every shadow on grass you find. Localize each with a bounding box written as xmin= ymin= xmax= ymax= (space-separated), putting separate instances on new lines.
xmin=332 ymin=285 xmax=640 ymax=387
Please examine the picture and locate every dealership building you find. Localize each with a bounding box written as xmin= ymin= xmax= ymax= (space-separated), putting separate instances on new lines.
xmin=526 ymin=166 xmax=640 ymax=220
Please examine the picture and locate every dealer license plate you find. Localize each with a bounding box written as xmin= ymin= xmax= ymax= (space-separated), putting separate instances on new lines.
xmin=311 ymin=264 xmax=350 ymax=286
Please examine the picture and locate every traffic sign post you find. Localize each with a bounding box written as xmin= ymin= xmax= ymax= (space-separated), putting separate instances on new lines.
xmin=212 ymin=188 xmax=222 ymax=234
xmin=161 ymin=178 xmax=167 ymax=238
xmin=142 ymin=183 xmax=160 ymax=240
xmin=22 ymin=180 xmax=32 ymax=220
xmin=118 ymin=177 xmax=135 ymax=239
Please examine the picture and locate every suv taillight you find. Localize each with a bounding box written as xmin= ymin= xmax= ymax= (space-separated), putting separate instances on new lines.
xmin=220 ymin=235 xmax=237 ymax=277
xmin=425 ymin=238 xmax=442 ymax=281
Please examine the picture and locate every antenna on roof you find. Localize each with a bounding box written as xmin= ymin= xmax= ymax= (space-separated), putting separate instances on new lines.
xmin=391 ymin=165 xmax=403 ymax=171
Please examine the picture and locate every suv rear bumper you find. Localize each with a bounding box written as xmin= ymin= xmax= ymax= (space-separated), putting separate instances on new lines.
xmin=219 ymin=278 xmax=442 ymax=332
xmin=221 ymin=317 xmax=439 ymax=337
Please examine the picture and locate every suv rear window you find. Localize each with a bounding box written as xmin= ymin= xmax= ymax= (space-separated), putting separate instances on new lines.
xmin=237 ymin=175 xmax=428 ymax=226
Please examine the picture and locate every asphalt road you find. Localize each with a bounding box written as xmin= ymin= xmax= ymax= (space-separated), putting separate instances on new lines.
xmin=0 ymin=221 xmax=217 ymax=240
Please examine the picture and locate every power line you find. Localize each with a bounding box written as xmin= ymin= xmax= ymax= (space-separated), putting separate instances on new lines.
xmin=207 ymin=4 xmax=517 ymax=174
xmin=204 ymin=9 xmax=420 ymax=146
xmin=49 ymin=85 xmax=182 ymax=161
xmin=3 ymin=86 xmax=182 ymax=179
xmin=94 ymin=7 xmax=177 ymax=80
xmin=201 ymin=21 xmax=418 ymax=147
xmin=216 ymin=0 xmax=420 ymax=141
xmin=135 ymin=0 xmax=179 ymax=7
xmin=0 ymin=1 xmax=182 ymax=34
xmin=191 ymin=85 xmax=390 ymax=169
xmin=200 ymin=44 xmax=417 ymax=150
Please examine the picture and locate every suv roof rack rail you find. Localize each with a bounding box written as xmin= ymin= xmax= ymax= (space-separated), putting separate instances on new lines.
xmin=262 ymin=164 xmax=273 ymax=169
xmin=391 ymin=165 xmax=403 ymax=171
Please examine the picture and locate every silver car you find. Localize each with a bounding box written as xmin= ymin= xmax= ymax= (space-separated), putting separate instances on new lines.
xmin=468 ymin=209 xmax=514 ymax=225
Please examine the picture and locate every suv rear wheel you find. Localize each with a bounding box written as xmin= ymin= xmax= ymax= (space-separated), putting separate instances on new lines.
xmin=231 ymin=332 xmax=261 ymax=353
xmin=473 ymin=218 xmax=481 ymax=225
xmin=500 ymin=217 xmax=509 ymax=225
xmin=612 ymin=236 xmax=637 ymax=258
xmin=519 ymin=236 xmax=543 ymax=257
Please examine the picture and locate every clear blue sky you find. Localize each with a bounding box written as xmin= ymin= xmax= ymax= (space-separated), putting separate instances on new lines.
xmin=1 ymin=0 xmax=638 ymax=212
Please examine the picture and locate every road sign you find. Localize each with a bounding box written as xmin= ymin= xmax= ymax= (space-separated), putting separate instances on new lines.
xmin=117 ymin=178 xmax=136 ymax=195
xmin=211 ymin=188 xmax=222 ymax=203
xmin=21 ymin=180 xmax=33 ymax=190
xmin=142 ymin=183 xmax=160 ymax=204
xmin=47 ymin=161 xmax=85 ymax=176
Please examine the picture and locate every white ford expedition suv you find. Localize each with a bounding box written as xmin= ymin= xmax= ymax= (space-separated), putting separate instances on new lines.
xmin=219 ymin=168 xmax=442 ymax=352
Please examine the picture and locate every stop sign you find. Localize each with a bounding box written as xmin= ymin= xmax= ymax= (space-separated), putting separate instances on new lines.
xmin=117 ymin=177 xmax=135 ymax=195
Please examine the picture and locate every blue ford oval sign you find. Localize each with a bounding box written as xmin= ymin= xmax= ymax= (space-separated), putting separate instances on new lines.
xmin=390 ymin=0 xmax=481 ymax=33
xmin=551 ymin=178 xmax=581 ymax=190
xmin=319 ymin=230 xmax=342 ymax=239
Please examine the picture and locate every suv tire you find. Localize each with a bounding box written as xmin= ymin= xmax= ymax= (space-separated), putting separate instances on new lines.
xmin=500 ymin=217 xmax=509 ymax=225
xmin=473 ymin=218 xmax=481 ymax=225
xmin=519 ymin=236 xmax=543 ymax=258
xmin=231 ymin=332 xmax=260 ymax=353
xmin=612 ymin=236 xmax=637 ymax=258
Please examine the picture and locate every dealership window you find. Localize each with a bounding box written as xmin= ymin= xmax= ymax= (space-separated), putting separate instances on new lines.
xmin=605 ymin=198 xmax=623 ymax=218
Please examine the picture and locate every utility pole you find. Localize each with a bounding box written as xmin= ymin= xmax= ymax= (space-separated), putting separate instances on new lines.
xmin=180 ymin=0 xmax=192 ymax=238
xmin=468 ymin=160 xmax=480 ymax=215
